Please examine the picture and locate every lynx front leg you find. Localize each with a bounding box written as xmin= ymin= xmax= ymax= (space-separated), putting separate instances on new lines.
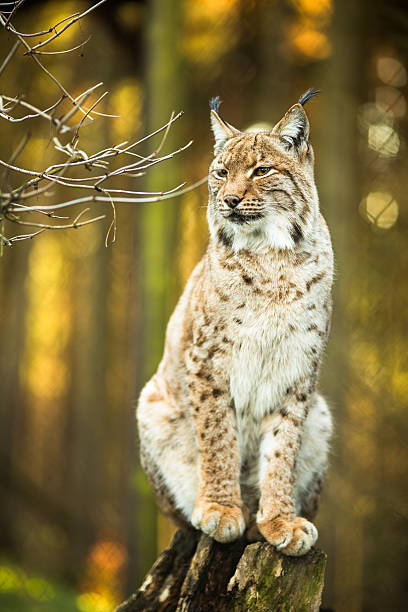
xmin=257 ymin=389 xmax=318 ymax=556
xmin=188 ymin=354 xmax=246 ymax=543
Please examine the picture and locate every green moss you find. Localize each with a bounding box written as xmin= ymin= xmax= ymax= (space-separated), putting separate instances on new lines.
xmin=232 ymin=548 xmax=326 ymax=611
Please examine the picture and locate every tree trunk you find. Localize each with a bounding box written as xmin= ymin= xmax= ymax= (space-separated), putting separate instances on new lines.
xmin=115 ymin=529 xmax=327 ymax=612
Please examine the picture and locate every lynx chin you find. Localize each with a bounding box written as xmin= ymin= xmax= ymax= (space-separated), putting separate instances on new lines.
xmin=137 ymin=89 xmax=333 ymax=556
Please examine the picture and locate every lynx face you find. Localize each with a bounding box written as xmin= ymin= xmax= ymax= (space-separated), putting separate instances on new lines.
xmin=208 ymin=99 xmax=319 ymax=252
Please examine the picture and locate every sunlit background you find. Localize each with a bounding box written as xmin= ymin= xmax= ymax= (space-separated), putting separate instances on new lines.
xmin=0 ymin=1 xmax=407 ymax=611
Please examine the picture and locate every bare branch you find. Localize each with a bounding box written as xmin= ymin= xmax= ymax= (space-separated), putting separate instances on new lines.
xmin=7 ymin=177 xmax=207 ymax=213
xmin=0 ymin=2 xmax=202 ymax=250
xmin=25 ymin=1 xmax=108 ymax=53
xmin=8 ymin=229 xmax=46 ymax=243
xmin=0 ymin=13 xmax=97 ymax=121
xmin=2 ymin=0 xmax=28 ymax=28
xmin=0 ymin=158 xmax=39 ymax=177
xmin=2 ymin=12 xmax=81 ymax=38
xmin=72 ymin=90 xmax=109 ymax=143
xmin=0 ymin=40 xmax=19 ymax=76
xmin=4 ymin=210 xmax=106 ymax=231
xmin=1 ymin=131 xmax=30 ymax=186
xmin=0 ymin=94 xmax=67 ymax=126
xmin=26 ymin=36 xmax=92 ymax=56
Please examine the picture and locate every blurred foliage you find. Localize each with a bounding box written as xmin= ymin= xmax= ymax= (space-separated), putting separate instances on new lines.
xmin=0 ymin=559 xmax=80 ymax=612
xmin=0 ymin=1 xmax=407 ymax=611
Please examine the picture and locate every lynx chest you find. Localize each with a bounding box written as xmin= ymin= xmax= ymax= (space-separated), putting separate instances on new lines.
xmin=224 ymin=273 xmax=317 ymax=458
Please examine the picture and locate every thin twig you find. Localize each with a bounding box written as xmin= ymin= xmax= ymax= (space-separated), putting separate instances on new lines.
xmin=27 ymin=0 xmax=108 ymax=53
xmin=26 ymin=35 xmax=92 ymax=56
xmin=3 ymin=0 xmax=27 ymax=28
xmin=0 ymin=39 xmax=19 ymax=76
xmin=8 ymin=177 xmax=208 ymax=213
xmin=1 ymin=131 xmax=30 ymax=186
xmin=4 ymin=12 xmax=81 ymax=38
xmin=72 ymin=90 xmax=109 ymax=143
xmin=4 ymin=210 xmax=106 ymax=230
xmin=0 ymin=94 xmax=67 ymax=126
xmin=8 ymin=229 xmax=46 ymax=242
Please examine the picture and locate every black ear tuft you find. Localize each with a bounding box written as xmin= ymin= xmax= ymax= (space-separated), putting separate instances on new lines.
xmin=210 ymin=96 xmax=221 ymax=113
xmin=298 ymin=88 xmax=320 ymax=107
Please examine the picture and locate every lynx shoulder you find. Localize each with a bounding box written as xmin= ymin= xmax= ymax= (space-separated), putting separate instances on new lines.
xmin=137 ymin=90 xmax=333 ymax=556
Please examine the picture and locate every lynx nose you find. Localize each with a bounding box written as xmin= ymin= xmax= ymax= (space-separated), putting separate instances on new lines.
xmin=224 ymin=194 xmax=242 ymax=209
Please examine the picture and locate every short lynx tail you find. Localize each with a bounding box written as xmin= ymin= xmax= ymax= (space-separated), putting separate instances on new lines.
xmin=298 ymin=88 xmax=320 ymax=106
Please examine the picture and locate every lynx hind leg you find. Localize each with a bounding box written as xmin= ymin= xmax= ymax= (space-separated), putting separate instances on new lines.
xmin=295 ymin=394 xmax=333 ymax=519
xmin=137 ymin=376 xmax=199 ymax=527
xmin=140 ymin=456 xmax=190 ymax=530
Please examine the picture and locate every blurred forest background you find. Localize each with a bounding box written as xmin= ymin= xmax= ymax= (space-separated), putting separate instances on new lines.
xmin=0 ymin=0 xmax=407 ymax=611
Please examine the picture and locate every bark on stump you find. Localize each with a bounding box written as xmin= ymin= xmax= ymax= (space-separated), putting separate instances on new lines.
xmin=115 ymin=528 xmax=326 ymax=612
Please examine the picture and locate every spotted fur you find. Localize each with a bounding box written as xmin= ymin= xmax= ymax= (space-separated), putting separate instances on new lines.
xmin=137 ymin=94 xmax=333 ymax=556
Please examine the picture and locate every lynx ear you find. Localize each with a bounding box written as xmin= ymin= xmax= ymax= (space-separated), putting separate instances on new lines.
xmin=210 ymin=97 xmax=241 ymax=153
xmin=272 ymin=104 xmax=310 ymax=153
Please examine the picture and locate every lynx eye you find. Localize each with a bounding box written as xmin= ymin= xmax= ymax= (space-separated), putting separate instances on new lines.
xmin=253 ymin=166 xmax=273 ymax=177
xmin=213 ymin=168 xmax=228 ymax=179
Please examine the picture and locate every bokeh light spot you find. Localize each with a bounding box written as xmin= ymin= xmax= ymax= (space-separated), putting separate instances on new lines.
xmin=286 ymin=24 xmax=331 ymax=60
xmin=25 ymin=577 xmax=55 ymax=602
xmin=359 ymin=191 xmax=399 ymax=229
xmin=377 ymin=56 xmax=407 ymax=87
xmin=109 ymin=79 xmax=143 ymax=141
xmin=293 ymin=0 xmax=333 ymax=21
xmin=77 ymin=592 xmax=112 ymax=612
xmin=368 ymin=123 xmax=400 ymax=157
xmin=183 ymin=0 xmax=239 ymax=68
xmin=245 ymin=122 xmax=273 ymax=132
xmin=375 ymin=86 xmax=406 ymax=118
xmin=0 ymin=566 xmax=21 ymax=593
xmin=116 ymin=2 xmax=144 ymax=31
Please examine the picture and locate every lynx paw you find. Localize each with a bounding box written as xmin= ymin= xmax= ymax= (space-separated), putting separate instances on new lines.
xmin=191 ymin=501 xmax=246 ymax=543
xmin=257 ymin=516 xmax=318 ymax=556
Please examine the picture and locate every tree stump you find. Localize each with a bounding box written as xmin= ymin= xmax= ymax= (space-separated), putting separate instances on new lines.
xmin=115 ymin=529 xmax=327 ymax=611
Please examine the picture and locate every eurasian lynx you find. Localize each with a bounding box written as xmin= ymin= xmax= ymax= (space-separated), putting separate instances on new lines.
xmin=137 ymin=90 xmax=333 ymax=556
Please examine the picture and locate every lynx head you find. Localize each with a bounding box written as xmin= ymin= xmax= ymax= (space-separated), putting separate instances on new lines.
xmin=208 ymin=89 xmax=320 ymax=252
